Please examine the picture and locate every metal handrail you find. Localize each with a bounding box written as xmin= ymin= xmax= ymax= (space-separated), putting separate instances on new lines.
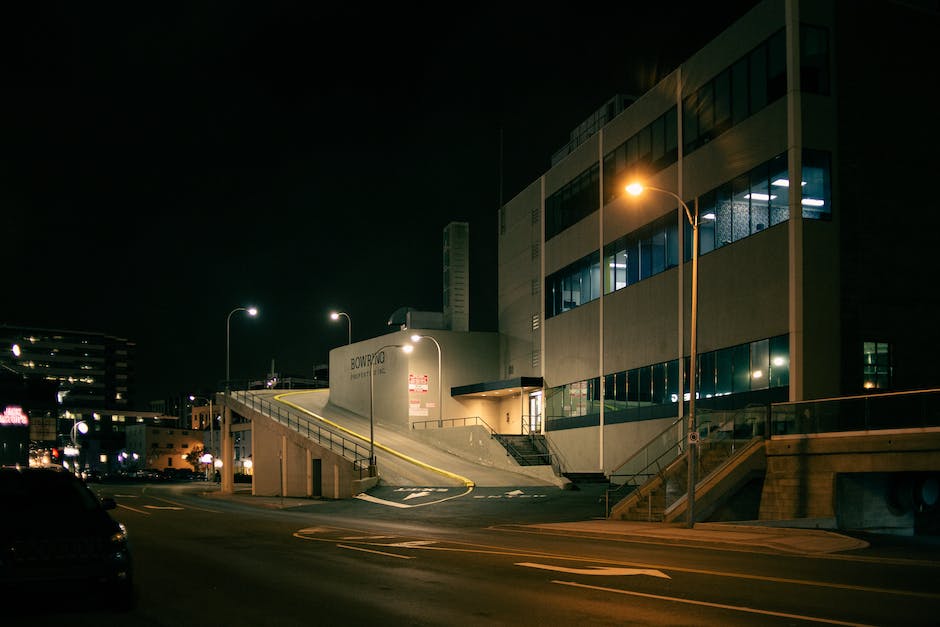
xmin=604 ymin=405 xmax=766 ymax=517
xmin=228 ymin=391 xmax=372 ymax=466
xmin=411 ymin=416 xmax=498 ymax=434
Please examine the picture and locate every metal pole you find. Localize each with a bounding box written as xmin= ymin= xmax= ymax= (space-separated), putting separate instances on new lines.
xmin=687 ymin=197 xmax=699 ymax=529
xmin=633 ymin=186 xmax=699 ymax=528
xmin=369 ymin=353 xmax=376 ymax=476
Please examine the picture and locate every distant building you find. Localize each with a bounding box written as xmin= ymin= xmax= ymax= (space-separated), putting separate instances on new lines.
xmin=0 ymin=324 xmax=135 ymax=409
xmin=125 ymin=423 xmax=203 ymax=472
xmin=0 ymin=325 xmax=183 ymax=471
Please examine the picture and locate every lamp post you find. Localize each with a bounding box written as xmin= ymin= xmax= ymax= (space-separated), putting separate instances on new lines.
xmin=410 ymin=334 xmax=443 ymax=428
xmin=226 ymin=306 xmax=258 ymax=393
xmin=367 ymin=343 xmax=413 ymax=476
xmin=67 ymin=418 xmax=88 ymax=476
xmin=626 ymin=182 xmax=700 ymax=528
xmin=330 ymin=311 xmax=351 ymax=345
xmin=189 ymin=395 xmax=214 ymax=480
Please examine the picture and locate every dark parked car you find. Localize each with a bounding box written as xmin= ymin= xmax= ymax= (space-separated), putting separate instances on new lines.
xmin=0 ymin=466 xmax=134 ymax=611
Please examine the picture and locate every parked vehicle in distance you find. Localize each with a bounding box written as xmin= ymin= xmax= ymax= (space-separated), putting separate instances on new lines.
xmin=0 ymin=466 xmax=134 ymax=612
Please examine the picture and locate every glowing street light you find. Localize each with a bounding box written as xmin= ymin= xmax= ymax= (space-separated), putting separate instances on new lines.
xmin=626 ymin=181 xmax=700 ymax=529
xmin=411 ymin=334 xmax=443 ymax=428
xmin=330 ymin=311 xmax=351 ymax=345
xmin=367 ymin=343 xmax=413 ymax=476
xmin=226 ymin=306 xmax=259 ymax=393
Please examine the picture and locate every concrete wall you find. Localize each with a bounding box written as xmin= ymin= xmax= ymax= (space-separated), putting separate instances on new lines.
xmin=759 ymin=430 xmax=940 ymax=531
xmin=546 ymin=416 xmax=675 ymax=475
xmin=328 ymin=329 xmax=499 ymax=429
xmin=229 ymin=398 xmax=363 ymax=499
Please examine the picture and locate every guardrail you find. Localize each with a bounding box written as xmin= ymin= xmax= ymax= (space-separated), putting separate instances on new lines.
xmin=771 ymin=388 xmax=940 ymax=435
xmin=228 ymin=391 xmax=373 ymax=476
xmin=411 ymin=416 xmax=497 ymax=433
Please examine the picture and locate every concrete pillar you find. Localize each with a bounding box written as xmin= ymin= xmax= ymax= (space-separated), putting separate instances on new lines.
xmin=221 ymin=403 xmax=234 ymax=494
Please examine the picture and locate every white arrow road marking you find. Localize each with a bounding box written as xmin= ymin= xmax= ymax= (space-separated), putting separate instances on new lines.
xmin=356 ymin=493 xmax=412 ymax=508
xmin=143 ymin=505 xmax=184 ymax=511
xmin=403 ymin=491 xmax=433 ymax=501
xmin=517 ymin=562 xmax=670 ymax=579
xmin=505 ymin=489 xmax=525 ymax=496
xmin=385 ymin=540 xmax=439 ymax=548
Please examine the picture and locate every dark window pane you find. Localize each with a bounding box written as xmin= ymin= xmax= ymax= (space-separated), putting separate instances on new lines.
xmin=683 ymin=93 xmax=699 ymax=151
xmin=732 ymin=344 xmax=751 ymax=393
xmin=652 ymin=363 xmax=666 ymax=404
xmin=801 ymin=25 xmax=830 ymax=95
xmin=749 ymin=44 xmax=768 ymax=112
xmin=732 ymin=57 xmax=749 ymax=124
xmin=716 ymin=347 xmax=734 ymax=396
xmin=767 ymin=29 xmax=787 ymax=101
xmin=714 ymin=68 xmax=731 ymax=130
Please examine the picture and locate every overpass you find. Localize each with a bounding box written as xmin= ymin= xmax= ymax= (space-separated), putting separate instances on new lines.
xmin=217 ymin=389 xmax=563 ymax=499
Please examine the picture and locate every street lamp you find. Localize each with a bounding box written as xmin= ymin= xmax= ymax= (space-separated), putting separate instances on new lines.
xmin=189 ymin=395 xmax=215 ymax=480
xmin=626 ymin=182 xmax=700 ymax=528
xmin=226 ymin=306 xmax=258 ymax=393
xmin=410 ymin=334 xmax=443 ymax=428
xmin=66 ymin=419 xmax=88 ymax=476
xmin=330 ymin=311 xmax=351 ymax=344
xmin=367 ymin=343 xmax=413 ymax=476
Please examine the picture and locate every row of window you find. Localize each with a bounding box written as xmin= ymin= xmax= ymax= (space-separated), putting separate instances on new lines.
xmin=545 ymin=164 xmax=599 ymax=240
xmin=544 ymin=335 xmax=790 ymax=423
xmin=546 ymin=24 xmax=830 ymax=242
xmin=546 ymin=149 xmax=831 ymax=319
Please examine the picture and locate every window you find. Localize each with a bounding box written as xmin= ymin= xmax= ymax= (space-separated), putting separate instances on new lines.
xmin=545 ymin=251 xmax=601 ymax=318
xmin=603 ymin=107 xmax=679 ymax=203
xmin=546 ymin=164 xmax=600 ymax=240
xmin=863 ymin=342 xmax=892 ymax=390
xmin=800 ymin=24 xmax=830 ymax=95
xmin=604 ymin=212 xmax=678 ymax=295
xmin=695 ymin=149 xmax=829 ymax=256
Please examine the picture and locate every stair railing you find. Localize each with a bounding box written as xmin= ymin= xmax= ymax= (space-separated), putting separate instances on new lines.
xmin=604 ymin=405 xmax=768 ymax=518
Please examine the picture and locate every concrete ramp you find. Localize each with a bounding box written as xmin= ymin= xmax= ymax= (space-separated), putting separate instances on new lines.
xmin=258 ymin=389 xmax=560 ymax=489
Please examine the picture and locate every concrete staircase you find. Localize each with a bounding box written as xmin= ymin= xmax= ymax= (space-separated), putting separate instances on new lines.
xmin=492 ymin=434 xmax=552 ymax=466
xmin=609 ymin=437 xmax=766 ymax=522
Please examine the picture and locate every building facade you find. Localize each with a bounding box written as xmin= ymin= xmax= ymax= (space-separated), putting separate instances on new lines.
xmin=124 ymin=424 xmax=203 ymax=472
xmin=497 ymin=0 xmax=940 ymax=474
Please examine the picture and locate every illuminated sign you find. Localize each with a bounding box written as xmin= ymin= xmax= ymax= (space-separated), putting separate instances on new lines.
xmin=0 ymin=406 xmax=29 ymax=427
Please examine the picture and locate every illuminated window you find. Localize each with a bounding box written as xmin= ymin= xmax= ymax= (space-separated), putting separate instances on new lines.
xmin=863 ymin=342 xmax=891 ymax=390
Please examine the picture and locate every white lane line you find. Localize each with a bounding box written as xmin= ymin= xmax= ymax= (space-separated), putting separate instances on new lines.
xmin=356 ymin=493 xmax=413 ymax=508
xmin=143 ymin=505 xmax=184 ymax=510
xmin=518 ymin=562 xmax=669 ymax=578
xmin=552 ymin=580 xmax=876 ymax=627
xmin=117 ymin=504 xmax=151 ymax=515
xmin=336 ymin=544 xmax=414 ymax=559
xmin=153 ymin=496 xmax=223 ymax=514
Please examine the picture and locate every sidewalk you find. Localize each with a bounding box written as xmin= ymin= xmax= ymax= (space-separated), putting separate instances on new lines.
xmin=516 ymin=520 xmax=871 ymax=555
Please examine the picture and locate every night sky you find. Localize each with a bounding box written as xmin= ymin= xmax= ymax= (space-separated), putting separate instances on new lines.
xmin=2 ymin=1 xmax=758 ymax=406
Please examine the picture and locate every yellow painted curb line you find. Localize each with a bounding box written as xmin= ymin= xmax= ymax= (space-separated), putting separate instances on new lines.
xmin=274 ymin=391 xmax=475 ymax=488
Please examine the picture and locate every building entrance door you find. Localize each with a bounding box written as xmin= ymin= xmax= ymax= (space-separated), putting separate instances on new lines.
xmin=528 ymin=392 xmax=542 ymax=434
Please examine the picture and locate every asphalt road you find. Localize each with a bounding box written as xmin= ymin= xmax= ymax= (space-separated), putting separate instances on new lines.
xmin=17 ymin=481 xmax=940 ymax=627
